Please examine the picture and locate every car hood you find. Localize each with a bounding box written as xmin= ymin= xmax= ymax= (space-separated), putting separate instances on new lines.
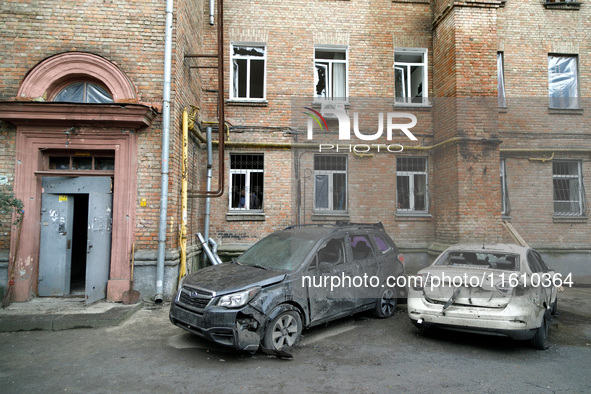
xmin=182 ymin=262 xmax=286 ymax=296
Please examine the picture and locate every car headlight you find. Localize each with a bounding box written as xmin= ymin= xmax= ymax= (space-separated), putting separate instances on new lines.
xmin=217 ymin=287 xmax=260 ymax=308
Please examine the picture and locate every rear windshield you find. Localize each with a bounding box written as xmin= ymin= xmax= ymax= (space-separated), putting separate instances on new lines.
xmin=435 ymin=251 xmax=520 ymax=271
xmin=237 ymin=232 xmax=317 ymax=272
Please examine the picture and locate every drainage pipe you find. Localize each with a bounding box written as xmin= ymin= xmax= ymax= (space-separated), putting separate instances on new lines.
xmin=208 ymin=238 xmax=224 ymax=265
xmin=178 ymin=109 xmax=189 ymax=282
xmin=209 ymin=0 xmax=214 ymax=25
xmin=155 ymin=0 xmax=174 ymax=304
xmin=203 ymin=126 xmax=213 ymax=263
xmin=197 ymin=233 xmax=221 ymax=265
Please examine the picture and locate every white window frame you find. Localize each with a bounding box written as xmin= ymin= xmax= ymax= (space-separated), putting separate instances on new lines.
xmin=314 ymin=45 xmax=348 ymax=102
xmin=396 ymin=157 xmax=429 ymax=213
xmin=553 ymin=160 xmax=585 ymax=216
xmin=394 ymin=48 xmax=428 ymax=106
xmin=229 ymin=154 xmax=264 ymax=211
xmin=313 ymin=155 xmax=348 ymax=212
xmin=500 ymin=158 xmax=510 ymax=216
xmin=548 ymin=54 xmax=580 ymax=109
xmin=230 ymin=43 xmax=267 ymax=101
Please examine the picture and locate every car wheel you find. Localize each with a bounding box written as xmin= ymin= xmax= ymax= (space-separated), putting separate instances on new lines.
xmin=374 ymin=287 xmax=397 ymax=318
xmin=531 ymin=314 xmax=550 ymax=350
xmin=262 ymin=307 xmax=302 ymax=351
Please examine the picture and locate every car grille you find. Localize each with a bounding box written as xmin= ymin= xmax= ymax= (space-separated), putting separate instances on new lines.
xmin=178 ymin=286 xmax=214 ymax=312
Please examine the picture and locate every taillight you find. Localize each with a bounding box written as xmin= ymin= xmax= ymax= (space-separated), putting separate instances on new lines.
xmin=411 ymin=273 xmax=426 ymax=291
xmin=397 ymin=253 xmax=405 ymax=264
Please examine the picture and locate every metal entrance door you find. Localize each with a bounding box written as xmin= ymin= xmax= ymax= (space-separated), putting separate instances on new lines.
xmin=85 ymin=192 xmax=113 ymax=304
xmin=38 ymin=194 xmax=75 ymax=296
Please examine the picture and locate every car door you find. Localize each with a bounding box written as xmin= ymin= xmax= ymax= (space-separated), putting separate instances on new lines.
xmin=305 ymin=237 xmax=348 ymax=323
xmin=347 ymin=233 xmax=377 ymax=308
xmin=527 ymin=250 xmax=554 ymax=316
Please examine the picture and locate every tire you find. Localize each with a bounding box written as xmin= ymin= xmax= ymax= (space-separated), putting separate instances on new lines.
xmin=262 ymin=308 xmax=302 ymax=351
xmin=374 ymin=287 xmax=397 ymax=318
xmin=531 ymin=314 xmax=550 ymax=350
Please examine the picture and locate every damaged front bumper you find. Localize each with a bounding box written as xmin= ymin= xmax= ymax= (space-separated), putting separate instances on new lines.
xmin=169 ymin=302 xmax=266 ymax=352
xmin=407 ymin=294 xmax=543 ymax=341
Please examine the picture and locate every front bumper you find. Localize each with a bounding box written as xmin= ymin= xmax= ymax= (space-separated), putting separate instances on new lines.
xmin=169 ymin=302 xmax=265 ymax=351
xmin=407 ymin=293 xmax=542 ymax=341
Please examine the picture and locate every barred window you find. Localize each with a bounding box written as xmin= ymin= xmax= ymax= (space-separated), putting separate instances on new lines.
xmin=397 ymin=157 xmax=428 ymax=212
xmin=553 ymin=161 xmax=585 ymax=216
xmin=314 ymin=155 xmax=347 ymax=211
xmin=229 ymin=154 xmax=264 ymax=211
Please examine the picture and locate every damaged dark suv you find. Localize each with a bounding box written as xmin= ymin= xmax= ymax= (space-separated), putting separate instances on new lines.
xmin=169 ymin=222 xmax=405 ymax=353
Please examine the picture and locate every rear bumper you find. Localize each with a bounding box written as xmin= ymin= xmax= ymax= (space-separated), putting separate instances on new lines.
xmin=169 ymin=302 xmax=264 ymax=351
xmin=407 ymin=294 xmax=543 ymax=340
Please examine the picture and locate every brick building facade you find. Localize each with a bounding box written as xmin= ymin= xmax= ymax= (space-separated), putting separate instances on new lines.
xmin=0 ymin=0 xmax=589 ymax=304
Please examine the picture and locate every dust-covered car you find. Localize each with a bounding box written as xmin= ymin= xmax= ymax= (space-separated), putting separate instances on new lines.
xmin=408 ymin=244 xmax=559 ymax=349
xmin=169 ymin=222 xmax=405 ymax=353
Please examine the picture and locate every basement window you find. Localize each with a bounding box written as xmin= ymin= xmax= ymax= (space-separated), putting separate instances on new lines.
xmin=548 ymin=55 xmax=580 ymax=109
xmin=229 ymin=154 xmax=264 ymax=211
xmin=553 ymin=161 xmax=586 ymax=216
xmin=397 ymin=157 xmax=428 ymax=213
xmin=230 ymin=44 xmax=266 ymax=101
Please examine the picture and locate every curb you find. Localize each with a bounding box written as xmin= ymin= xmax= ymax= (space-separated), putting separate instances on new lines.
xmin=0 ymin=302 xmax=143 ymax=332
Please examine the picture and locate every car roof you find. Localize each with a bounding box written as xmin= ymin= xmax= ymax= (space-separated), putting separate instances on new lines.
xmin=279 ymin=222 xmax=387 ymax=240
xmin=444 ymin=243 xmax=529 ymax=255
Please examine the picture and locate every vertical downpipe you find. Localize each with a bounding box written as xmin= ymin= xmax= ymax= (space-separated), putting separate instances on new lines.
xmin=155 ymin=0 xmax=174 ymax=304
xmin=209 ymin=0 xmax=215 ymax=25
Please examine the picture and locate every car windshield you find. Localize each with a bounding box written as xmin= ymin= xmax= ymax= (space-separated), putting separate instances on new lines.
xmin=436 ymin=250 xmax=520 ymax=271
xmin=236 ymin=231 xmax=317 ymax=272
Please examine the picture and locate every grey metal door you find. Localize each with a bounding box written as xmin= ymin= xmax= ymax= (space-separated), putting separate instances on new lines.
xmin=38 ymin=194 xmax=74 ymax=296
xmin=85 ymin=192 xmax=113 ymax=304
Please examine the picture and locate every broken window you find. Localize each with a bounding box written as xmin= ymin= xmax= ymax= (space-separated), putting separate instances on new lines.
xmin=497 ymin=52 xmax=506 ymax=108
xmin=314 ymin=155 xmax=347 ymax=211
xmin=397 ymin=157 xmax=428 ymax=213
xmin=315 ymin=47 xmax=347 ymax=100
xmin=53 ymin=82 xmax=113 ymax=103
xmin=553 ymin=160 xmax=585 ymax=216
xmin=231 ymin=44 xmax=266 ymax=100
xmin=229 ymin=154 xmax=264 ymax=211
xmin=394 ymin=48 xmax=428 ymax=105
xmin=500 ymin=158 xmax=511 ymax=216
xmin=548 ymin=55 xmax=579 ymax=109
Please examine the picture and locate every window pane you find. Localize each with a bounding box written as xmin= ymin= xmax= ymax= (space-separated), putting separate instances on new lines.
xmin=314 ymin=155 xmax=346 ymax=171
xmin=332 ymin=173 xmax=347 ymax=210
xmin=548 ymin=55 xmax=579 ymax=109
xmin=49 ymin=157 xmax=70 ymax=170
xmin=249 ymin=171 xmax=263 ymax=210
xmin=397 ymin=157 xmax=426 ymax=172
xmin=250 ymin=59 xmax=265 ymax=99
xmin=413 ymin=174 xmax=427 ymax=211
xmin=315 ymin=64 xmax=327 ymax=98
xmin=96 ymin=157 xmax=115 ymax=171
xmin=332 ymin=63 xmax=346 ymax=98
xmin=233 ymin=59 xmax=247 ymax=98
xmin=86 ymin=83 xmax=113 ymax=103
xmin=497 ymin=52 xmax=506 ymax=107
xmin=316 ymin=50 xmax=345 ymax=60
xmin=233 ymin=46 xmax=265 ymax=57
xmin=231 ymin=154 xmax=264 ymax=170
xmin=72 ymin=157 xmax=92 ymax=170
xmin=315 ymin=174 xmax=329 ymax=209
xmin=397 ymin=175 xmax=410 ymax=209
xmin=54 ymin=82 xmax=85 ymax=102
xmin=394 ymin=66 xmax=407 ymax=100
xmin=231 ymin=173 xmax=246 ymax=209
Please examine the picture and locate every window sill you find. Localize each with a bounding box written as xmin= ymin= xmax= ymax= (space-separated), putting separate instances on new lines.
xmin=396 ymin=212 xmax=432 ymax=221
xmin=226 ymin=212 xmax=266 ymax=221
xmin=543 ymin=2 xmax=582 ymax=10
xmin=311 ymin=212 xmax=350 ymax=221
xmin=393 ymin=102 xmax=432 ymax=110
xmin=392 ymin=0 xmax=429 ymax=3
xmin=501 ymin=215 xmax=512 ymax=221
xmin=226 ymin=100 xmax=268 ymax=107
xmin=553 ymin=216 xmax=588 ymax=224
xmin=548 ymin=107 xmax=584 ymax=115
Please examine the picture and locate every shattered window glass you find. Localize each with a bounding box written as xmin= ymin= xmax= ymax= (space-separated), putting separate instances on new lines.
xmin=548 ymin=55 xmax=579 ymax=109
xmin=394 ymin=49 xmax=427 ymax=105
xmin=231 ymin=44 xmax=266 ymax=100
xmin=315 ymin=48 xmax=347 ymax=100
xmin=237 ymin=232 xmax=317 ymax=272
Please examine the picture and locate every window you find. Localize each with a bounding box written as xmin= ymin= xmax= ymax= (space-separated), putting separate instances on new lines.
xmin=314 ymin=155 xmax=347 ymax=211
xmin=230 ymin=44 xmax=266 ymax=100
xmin=500 ymin=159 xmax=510 ymax=216
xmin=350 ymin=235 xmax=374 ymax=261
xmin=229 ymin=154 xmax=264 ymax=211
xmin=497 ymin=52 xmax=506 ymax=108
xmin=397 ymin=157 xmax=428 ymax=212
xmin=548 ymin=55 xmax=579 ymax=109
xmin=47 ymin=152 xmax=115 ymax=171
xmin=553 ymin=161 xmax=585 ymax=216
xmin=315 ymin=47 xmax=348 ymax=100
xmin=53 ymin=82 xmax=113 ymax=103
xmin=394 ymin=48 xmax=428 ymax=105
